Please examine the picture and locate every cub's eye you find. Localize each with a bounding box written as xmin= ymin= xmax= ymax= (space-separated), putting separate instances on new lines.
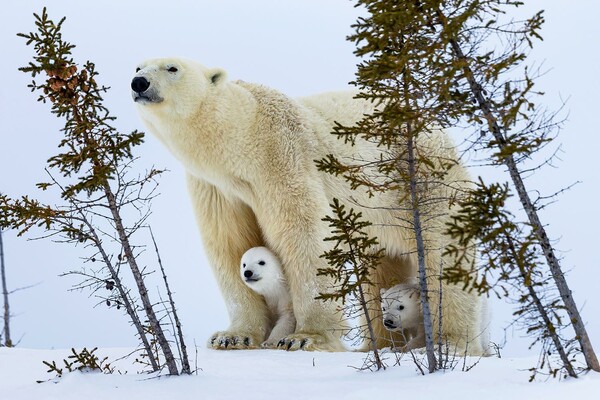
xmin=168 ymin=66 xmax=178 ymax=73
xmin=242 ymin=263 xmax=246 ymax=268
xmin=382 ymin=307 xmax=387 ymax=312
xmin=136 ymin=67 xmax=141 ymax=72
xmin=258 ymin=260 xmax=266 ymax=266
xmin=398 ymin=305 xmax=405 ymax=311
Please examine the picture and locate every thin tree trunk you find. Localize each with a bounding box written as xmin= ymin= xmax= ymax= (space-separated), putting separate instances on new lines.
xmin=1 ymin=229 xmax=12 ymax=347
xmin=103 ymin=183 xmax=179 ymax=375
xmin=407 ymin=134 xmax=437 ymax=373
xmin=357 ymin=281 xmax=384 ymax=370
xmin=149 ymin=227 xmax=191 ymax=374
xmin=438 ymin=259 xmax=444 ymax=369
xmin=401 ymin=63 xmax=437 ymax=372
xmin=343 ymin=224 xmax=384 ymax=370
xmin=77 ymin=211 xmax=160 ymax=372
xmin=442 ymin=25 xmax=600 ymax=372
xmin=47 ymin=169 xmax=162 ymax=372
xmin=503 ymin=230 xmax=577 ymax=377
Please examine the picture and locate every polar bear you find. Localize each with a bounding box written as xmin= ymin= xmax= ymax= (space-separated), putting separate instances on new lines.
xmin=380 ymin=279 xmax=425 ymax=352
xmin=381 ymin=278 xmax=492 ymax=354
xmin=131 ymin=57 xmax=486 ymax=354
xmin=240 ymin=247 xmax=296 ymax=348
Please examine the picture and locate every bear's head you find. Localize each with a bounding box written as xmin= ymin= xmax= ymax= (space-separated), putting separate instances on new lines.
xmin=380 ymin=284 xmax=421 ymax=332
xmin=240 ymin=247 xmax=285 ymax=297
xmin=131 ymin=58 xmax=226 ymax=117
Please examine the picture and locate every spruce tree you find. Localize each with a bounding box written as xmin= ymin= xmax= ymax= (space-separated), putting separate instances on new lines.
xmin=321 ymin=0 xmax=598 ymax=378
xmin=426 ymin=0 xmax=598 ymax=377
xmin=0 ymin=8 xmax=190 ymax=375
xmin=317 ymin=199 xmax=386 ymax=370
xmin=339 ymin=0 xmax=598 ymax=378
xmin=317 ymin=0 xmax=470 ymax=372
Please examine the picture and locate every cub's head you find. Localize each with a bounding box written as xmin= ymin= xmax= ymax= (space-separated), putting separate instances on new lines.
xmin=240 ymin=247 xmax=284 ymax=296
xmin=131 ymin=58 xmax=226 ymax=116
xmin=380 ymin=281 xmax=420 ymax=332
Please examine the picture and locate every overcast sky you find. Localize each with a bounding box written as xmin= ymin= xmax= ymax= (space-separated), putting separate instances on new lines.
xmin=1 ymin=1 xmax=598 ymax=357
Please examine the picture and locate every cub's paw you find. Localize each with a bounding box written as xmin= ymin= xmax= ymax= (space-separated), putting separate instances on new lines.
xmin=261 ymin=340 xmax=279 ymax=349
xmin=391 ymin=345 xmax=426 ymax=354
xmin=208 ymin=331 xmax=261 ymax=350
xmin=276 ymin=331 xmax=345 ymax=352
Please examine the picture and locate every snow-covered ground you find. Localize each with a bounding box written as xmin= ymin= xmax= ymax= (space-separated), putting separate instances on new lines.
xmin=2 ymin=347 xmax=599 ymax=400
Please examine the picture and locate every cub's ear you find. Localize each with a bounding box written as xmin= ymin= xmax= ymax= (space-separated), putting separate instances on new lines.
xmin=380 ymin=288 xmax=386 ymax=297
xmin=208 ymin=68 xmax=227 ymax=85
xmin=406 ymin=277 xmax=419 ymax=286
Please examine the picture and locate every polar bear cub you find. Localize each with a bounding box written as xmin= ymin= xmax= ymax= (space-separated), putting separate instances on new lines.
xmin=380 ymin=278 xmax=425 ymax=352
xmin=240 ymin=247 xmax=296 ymax=348
xmin=381 ymin=278 xmax=492 ymax=354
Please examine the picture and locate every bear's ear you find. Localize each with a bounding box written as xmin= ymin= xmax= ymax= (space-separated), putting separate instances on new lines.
xmin=380 ymin=288 xmax=386 ymax=297
xmin=208 ymin=68 xmax=227 ymax=85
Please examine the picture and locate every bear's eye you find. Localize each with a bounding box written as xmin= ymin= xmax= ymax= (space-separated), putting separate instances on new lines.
xmin=136 ymin=67 xmax=141 ymax=72
xmin=258 ymin=260 xmax=266 ymax=266
xmin=382 ymin=307 xmax=386 ymax=312
xmin=168 ymin=66 xmax=178 ymax=73
xmin=398 ymin=305 xmax=405 ymax=311
xmin=242 ymin=263 xmax=246 ymax=268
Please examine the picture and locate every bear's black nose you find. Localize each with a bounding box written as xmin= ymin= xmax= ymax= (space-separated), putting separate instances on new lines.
xmin=131 ymin=76 xmax=150 ymax=93
xmin=244 ymin=270 xmax=253 ymax=278
xmin=384 ymin=319 xmax=395 ymax=328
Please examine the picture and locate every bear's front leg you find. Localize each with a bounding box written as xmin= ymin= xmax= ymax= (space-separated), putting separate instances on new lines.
xmin=187 ymin=176 xmax=271 ymax=350
xmin=256 ymin=178 xmax=347 ymax=352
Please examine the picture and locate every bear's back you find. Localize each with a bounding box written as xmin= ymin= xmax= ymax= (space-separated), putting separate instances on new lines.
xmin=296 ymin=91 xmax=375 ymax=128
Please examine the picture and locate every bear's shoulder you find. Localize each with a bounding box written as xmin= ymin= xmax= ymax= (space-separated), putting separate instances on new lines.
xmin=232 ymin=80 xmax=307 ymax=131
xmin=233 ymin=80 xmax=291 ymax=104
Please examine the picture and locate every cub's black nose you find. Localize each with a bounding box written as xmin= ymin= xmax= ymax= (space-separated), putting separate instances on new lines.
xmin=244 ymin=270 xmax=253 ymax=278
xmin=131 ymin=76 xmax=150 ymax=93
xmin=384 ymin=319 xmax=395 ymax=329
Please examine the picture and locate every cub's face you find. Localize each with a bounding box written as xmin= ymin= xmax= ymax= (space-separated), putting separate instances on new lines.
xmin=240 ymin=247 xmax=284 ymax=296
xmin=131 ymin=58 xmax=225 ymax=117
xmin=380 ymin=285 xmax=420 ymax=331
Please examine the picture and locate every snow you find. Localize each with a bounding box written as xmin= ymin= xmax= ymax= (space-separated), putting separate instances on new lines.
xmin=2 ymin=347 xmax=599 ymax=400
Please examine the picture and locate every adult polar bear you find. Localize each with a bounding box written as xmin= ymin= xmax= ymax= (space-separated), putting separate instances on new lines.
xmin=132 ymin=58 xmax=486 ymax=354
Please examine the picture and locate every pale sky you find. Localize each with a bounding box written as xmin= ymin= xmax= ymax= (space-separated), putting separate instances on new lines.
xmin=1 ymin=1 xmax=598 ymax=357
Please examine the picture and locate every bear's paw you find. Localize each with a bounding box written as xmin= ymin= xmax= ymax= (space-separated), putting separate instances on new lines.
xmin=261 ymin=340 xmax=279 ymax=349
xmin=391 ymin=344 xmax=427 ymax=354
xmin=276 ymin=331 xmax=345 ymax=352
xmin=208 ymin=330 xmax=262 ymax=350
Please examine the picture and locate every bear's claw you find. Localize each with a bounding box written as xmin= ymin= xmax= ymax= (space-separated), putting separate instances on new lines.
xmin=278 ymin=336 xmax=313 ymax=351
xmin=208 ymin=331 xmax=260 ymax=350
xmin=276 ymin=332 xmax=344 ymax=352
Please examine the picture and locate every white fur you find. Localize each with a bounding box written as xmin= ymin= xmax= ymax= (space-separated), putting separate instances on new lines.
xmin=381 ymin=279 xmax=492 ymax=355
xmin=240 ymin=247 xmax=296 ymax=348
xmin=133 ymin=58 xmax=487 ymax=354
xmin=479 ymin=295 xmax=492 ymax=356
xmin=380 ymin=281 xmax=425 ymax=352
